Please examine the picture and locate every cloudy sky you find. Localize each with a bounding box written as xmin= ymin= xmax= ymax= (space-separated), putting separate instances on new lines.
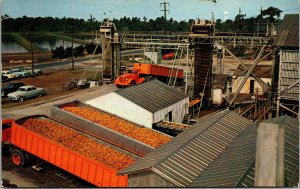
xmin=2 ymin=0 xmax=299 ymax=21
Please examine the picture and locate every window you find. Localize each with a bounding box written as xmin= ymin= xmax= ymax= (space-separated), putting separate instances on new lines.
xmin=168 ymin=111 xmax=173 ymax=122
xmin=17 ymin=88 xmax=26 ymax=91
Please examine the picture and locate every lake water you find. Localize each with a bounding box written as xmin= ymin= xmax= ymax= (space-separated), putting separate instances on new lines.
xmin=2 ymin=36 xmax=91 ymax=53
xmin=2 ymin=41 xmax=28 ymax=53
xmin=33 ymin=39 xmax=81 ymax=51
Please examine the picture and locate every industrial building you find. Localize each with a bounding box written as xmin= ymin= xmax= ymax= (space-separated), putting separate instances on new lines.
xmin=232 ymin=65 xmax=272 ymax=95
xmin=272 ymin=14 xmax=299 ymax=117
xmin=118 ymin=111 xmax=299 ymax=187
xmin=86 ymin=80 xmax=189 ymax=128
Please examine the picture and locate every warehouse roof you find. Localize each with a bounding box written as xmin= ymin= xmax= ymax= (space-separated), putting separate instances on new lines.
xmin=237 ymin=115 xmax=299 ymax=187
xmin=115 ymin=80 xmax=188 ymax=113
xmin=273 ymin=14 xmax=299 ymax=48
xmin=119 ymin=113 xmax=299 ymax=187
xmin=118 ymin=110 xmax=253 ymax=186
xmin=234 ymin=64 xmax=272 ymax=78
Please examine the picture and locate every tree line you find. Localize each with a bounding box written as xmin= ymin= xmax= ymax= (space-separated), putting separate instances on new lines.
xmin=2 ymin=6 xmax=282 ymax=33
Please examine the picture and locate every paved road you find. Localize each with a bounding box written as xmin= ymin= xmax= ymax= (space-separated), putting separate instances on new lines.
xmin=2 ymin=84 xmax=117 ymax=119
xmin=35 ymin=49 xmax=143 ymax=70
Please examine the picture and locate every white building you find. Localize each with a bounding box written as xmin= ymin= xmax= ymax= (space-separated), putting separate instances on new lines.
xmin=86 ymin=80 xmax=189 ymax=128
xmin=232 ymin=65 xmax=272 ymax=96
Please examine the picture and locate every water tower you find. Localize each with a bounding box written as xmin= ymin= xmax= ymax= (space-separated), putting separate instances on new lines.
xmin=224 ymin=11 xmax=228 ymax=22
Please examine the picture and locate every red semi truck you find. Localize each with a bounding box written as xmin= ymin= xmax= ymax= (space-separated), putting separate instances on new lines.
xmin=114 ymin=63 xmax=184 ymax=87
xmin=2 ymin=116 xmax=138 ymax=187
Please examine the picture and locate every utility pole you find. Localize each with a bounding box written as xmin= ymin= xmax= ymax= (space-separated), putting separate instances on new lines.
xmin=160 ymin=1 xmax=169 ymax=34
xmin=71 ymin=18 xmax=74 ymax=70
xmin=238 ymin=7 xmax=246 ymax=33
xmin=90 ymin=14 xmax=93 ymax=38
xmin=29 ymin=24 xmax=35 ymax=77
xmin=260 ymin=7 xmax=262 ymax=37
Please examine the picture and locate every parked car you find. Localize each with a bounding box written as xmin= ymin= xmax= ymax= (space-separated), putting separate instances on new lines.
xmin=8 ymin=85 xmax=45 ymax=102
xmin=2 ymin=70 xmax=17 ymax=79
xmin=10 ymin=68 xmax=31 ymax=78
xmin=2 ymin=74 xmax=9 ymax=82
xmin=2 ymin=82 xmax=25 ymax=97
xmin=23 ymin=67 xmax=43 ymax=75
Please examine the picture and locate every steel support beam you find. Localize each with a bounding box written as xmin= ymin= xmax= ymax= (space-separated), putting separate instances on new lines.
xmin=229 ymin=45 xmax=267 ymax=106
xmin=223 ymin=45 xmax=270 ymax=92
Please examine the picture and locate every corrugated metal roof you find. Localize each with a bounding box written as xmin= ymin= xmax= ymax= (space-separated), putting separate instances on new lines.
xmin=273 ymin=14 xmax=299 ymax=47
xmin=234 ymin=64 xmax=272 ymax=78
xmin=119 ymin=114 xmax=299 ymax=187
xmin=118 ymin=110 xmax=252 ymax=186
xmin=237 ymin=115 xmax=299 ymax=187
xmin=115 ymin=80 xmax=188 ymax=113
xmin=189 ymin=122 xmax=257 ymax=187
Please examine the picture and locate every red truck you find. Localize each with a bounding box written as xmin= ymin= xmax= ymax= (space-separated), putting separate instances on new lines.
xmin=2 ymin=115 xmax=138 ymax=187
xmin=162 ymin=52 xmax=175 ymax=60
xmin=115 ymin=63 xmax=184 ymax=87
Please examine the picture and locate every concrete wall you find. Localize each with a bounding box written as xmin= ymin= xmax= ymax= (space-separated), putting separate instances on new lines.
xmin=153 ymin=98 xmax=189 ymax=124
xmin=85 ymin=93 xmax=153 ymax=128
xmin=232 ymin=77 xmax=271 ymax=95
xmin=128 ymin=171 xmax=176 ymax=187
xmin=255 ymin=121 xmax=285 ymax=187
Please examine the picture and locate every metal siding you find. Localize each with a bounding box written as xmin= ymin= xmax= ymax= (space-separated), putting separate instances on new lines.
xmin=153 ymin=98 xmax=189 ymax=124
xmin=86 ymin=92 xmax=154 ymax=128
xmin=128 ymin=171 xmax=175 ymax=187
xmin=278 ymin=50 xmax=299 ymax=100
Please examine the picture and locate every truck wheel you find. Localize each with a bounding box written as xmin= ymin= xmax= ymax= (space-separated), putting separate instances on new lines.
xmin=11 ymin=149 xmax=27 ymax=167
xmin=130 ymin=81 xmax=136 ymax=86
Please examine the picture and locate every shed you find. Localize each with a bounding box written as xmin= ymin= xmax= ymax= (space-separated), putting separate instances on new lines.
xmin=232 ymin=64 xmax=272 ymax=95
xmin=86 ymin=80 xmax=189 ymax=128
xmin=118 ymin=112 xmax=299 ymax=187
xmin=272 ymin=14 xmax=299 ymax=117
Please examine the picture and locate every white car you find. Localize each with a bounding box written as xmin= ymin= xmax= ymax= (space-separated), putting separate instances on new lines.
xmin=23 ymin=67 xmax=43 ymax=75
xmin=8 ymin=85 xmax=46 ymax=102
xmin=2 ymin=70 xmax=17 ymax=79
xmin=10 ymin=68 xmax=31 ymax=78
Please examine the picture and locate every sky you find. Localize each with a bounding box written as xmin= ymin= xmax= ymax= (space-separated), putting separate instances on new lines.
xmin=1 ymin=0 xmax=299 ymax=21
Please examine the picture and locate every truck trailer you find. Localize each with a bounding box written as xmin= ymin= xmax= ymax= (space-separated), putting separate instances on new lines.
xmin=114 ymin=63 xmax=184 ymax=87
xmin=4 ymin=115 xmax=138 ymax=187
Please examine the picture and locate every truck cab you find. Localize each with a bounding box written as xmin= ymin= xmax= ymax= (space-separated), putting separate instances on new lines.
xmin=114 ymin=67 xmax=145 ymax=88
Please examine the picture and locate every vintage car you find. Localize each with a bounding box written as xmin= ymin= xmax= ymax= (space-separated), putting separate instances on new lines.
xmin=10 ymin=68 xmax=31 ymax=78
xmin=8 ymin=85 xmax=46 ymax=102
xmin=22 ymin=67 xmax=43 ymax=75
xmin=2 ymin=70 xmax=17 ymax=79
xmin=2 ymin=82 xmax=25 ymax=97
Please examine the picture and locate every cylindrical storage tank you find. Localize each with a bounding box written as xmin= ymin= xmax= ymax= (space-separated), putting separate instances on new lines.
xmin=212 ymin=88 xmax=224 ymax=105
